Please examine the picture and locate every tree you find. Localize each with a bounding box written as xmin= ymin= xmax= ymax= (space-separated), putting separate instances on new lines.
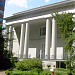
xmin=0 ymin=25 xmax=15 ymax=70
xmin=54 ymin=13 xmax=75 ymax=74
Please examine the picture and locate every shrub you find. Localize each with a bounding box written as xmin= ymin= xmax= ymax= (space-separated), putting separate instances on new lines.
xmin=5 ymin=70 xmax=12 ymax=75
xmin=41 ymin=70 xmax=51 ymax=75
xmin=56 ymin=68 xmax=68 ymax=72
xmin=5 ymin=70 xmax=51 ymax=75
xmin=0 ymin=49 xmax=17 ymax=70
xmin=55 ymin=71 xmax=67 ymax=75
xmin=5 ymin=70 xmax=39 ymax=75
xmin=15 ymin=58 xmax=42 ymax=71
xmin=6 ymin=68 xmax=70 ymax=75
xmin=55 ymin=68 xmax=68 ymax=75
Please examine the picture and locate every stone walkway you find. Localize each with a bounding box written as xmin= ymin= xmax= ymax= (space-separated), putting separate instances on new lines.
xmin=0 ymin=71 xmax=6 ymax=75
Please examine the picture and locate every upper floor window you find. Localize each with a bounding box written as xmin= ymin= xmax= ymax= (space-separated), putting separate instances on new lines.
xmin=40 ymin=27 xmax=46 ymax=36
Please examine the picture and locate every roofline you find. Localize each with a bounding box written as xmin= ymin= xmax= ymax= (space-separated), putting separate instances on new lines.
xmin=13 ymin=0 xmax=75 ymax=16
xmin=4 ymin=0 xmax=75 ymax=20
xmin=5 ymin=13 xmax=75 ymax=26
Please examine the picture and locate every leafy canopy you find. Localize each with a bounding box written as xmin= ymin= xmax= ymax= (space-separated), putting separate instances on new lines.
xmin=54 ymin=13 xmax=75 ymax=74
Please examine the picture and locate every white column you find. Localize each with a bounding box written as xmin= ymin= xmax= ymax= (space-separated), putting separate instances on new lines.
xmin=45 ymin=19 xmax=51 ymax=59
xmin=20 ymin=23 xmax=25 ymax=58
xmin=51 ymin=18 xmax=57 ymax=59
xmin=24 ymin=23 xmax=29 ymax=58
xmin=9 ymin=25 xmax=13 ymax=52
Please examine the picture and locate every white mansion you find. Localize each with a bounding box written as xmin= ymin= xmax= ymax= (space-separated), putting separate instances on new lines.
xmin=5 ymin=0 xmax=75 ymax=68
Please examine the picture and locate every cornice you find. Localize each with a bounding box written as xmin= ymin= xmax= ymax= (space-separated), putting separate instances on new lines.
xmin=13 ymin=0 xmax=75 ymax=15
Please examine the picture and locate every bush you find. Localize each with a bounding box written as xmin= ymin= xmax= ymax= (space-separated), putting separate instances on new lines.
xmin=6 ymin=68 xmax=70 ymax=75
xmin=55 ymin=71 xmax=67 ymax=75
xmin=56 ymin=68 xmax=68 ymax=71
xmin=5 ymin=70 xmax=39 ymax=75
xmin=5 ymin=70 xmax=12 ymax=75
xmin=41 ymin=70 xmax=51 ymax=75
xmin=55 ymin=68 xmax=69 ymax=75
xmin=5 ymin=70 xmax=51 ymax=75
xmin=0 ymin=49 xmax=17 ymax=70
xmin=15 ymin=58 xmax=42 ymax=71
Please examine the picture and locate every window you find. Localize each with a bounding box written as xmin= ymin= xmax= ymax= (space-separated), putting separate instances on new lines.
xmin=40 ymin=27 xmax=46 ymax=36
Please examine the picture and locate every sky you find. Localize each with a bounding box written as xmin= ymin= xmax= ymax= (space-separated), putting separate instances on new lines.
xmin=4 ymin=0 xmax=65 ymax=18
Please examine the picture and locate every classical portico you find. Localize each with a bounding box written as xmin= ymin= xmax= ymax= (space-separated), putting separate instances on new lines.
xmin=18 ymin=18 xmax=57 ymax=59
xmin=5 ymin=0 xmax=75 ymax=68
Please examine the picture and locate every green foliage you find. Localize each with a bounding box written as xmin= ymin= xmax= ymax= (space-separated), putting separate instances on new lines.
xmin=6 ymin=68 xmax=71 ymax=75
xmin=55 ymin=68 xmax=69 ymax=75
xmin=56 ymin=68 xmax=69 ymax=72
xmin=5 ymin=70 xmax=12 ymax=75
xmin=15 ymin=59 xmax=42 ymax=71
xmin=0 ymin=25 xmax=2 ymax=31
xmin=5 ymin=70 xmax=51 ymax=75
xmin=54 ymin=13 xmax=75 ymax=74
xmin=0 ymin=49 xmax=17 ymax=69
xmin=54 ymin=13 xmax=75 ymax=40
xmin=0 ymin=25 xmax=6 ymax=31
xmin=0 ymin=25 xmax=17 ymax=70
xmin=55 ymin=72 xmax=67 ymax=75
xmin=41 ymin=70 xmax=51 ymax=75
xmin=0 ymin=25 xmax=17 ymax=69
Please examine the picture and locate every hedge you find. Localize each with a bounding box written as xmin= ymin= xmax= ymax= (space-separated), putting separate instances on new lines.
xmin=6 ymin=68 xmax=71 ymax=75
xmin=15 ymin=58 xmax=42 ymax=71
xmin=5 ymin=70 xmax=51 ymax=75
xmin=55 ymin=68 xmax=69 ymax=75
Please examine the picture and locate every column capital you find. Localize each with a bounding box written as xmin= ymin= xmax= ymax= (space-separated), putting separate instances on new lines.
xmin=44 ymin=18 xmax=51 ymax=21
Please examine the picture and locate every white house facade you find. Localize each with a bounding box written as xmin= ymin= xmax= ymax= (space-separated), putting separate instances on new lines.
xmin=5 ymin=0 xmax=75 ymax=68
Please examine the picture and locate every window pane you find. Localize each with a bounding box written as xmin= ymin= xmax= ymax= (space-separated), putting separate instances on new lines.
xmin=40 ymin=27 xmax=46 ymax=36
xmin=43 ymin=27 xmax=46 ymax=35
